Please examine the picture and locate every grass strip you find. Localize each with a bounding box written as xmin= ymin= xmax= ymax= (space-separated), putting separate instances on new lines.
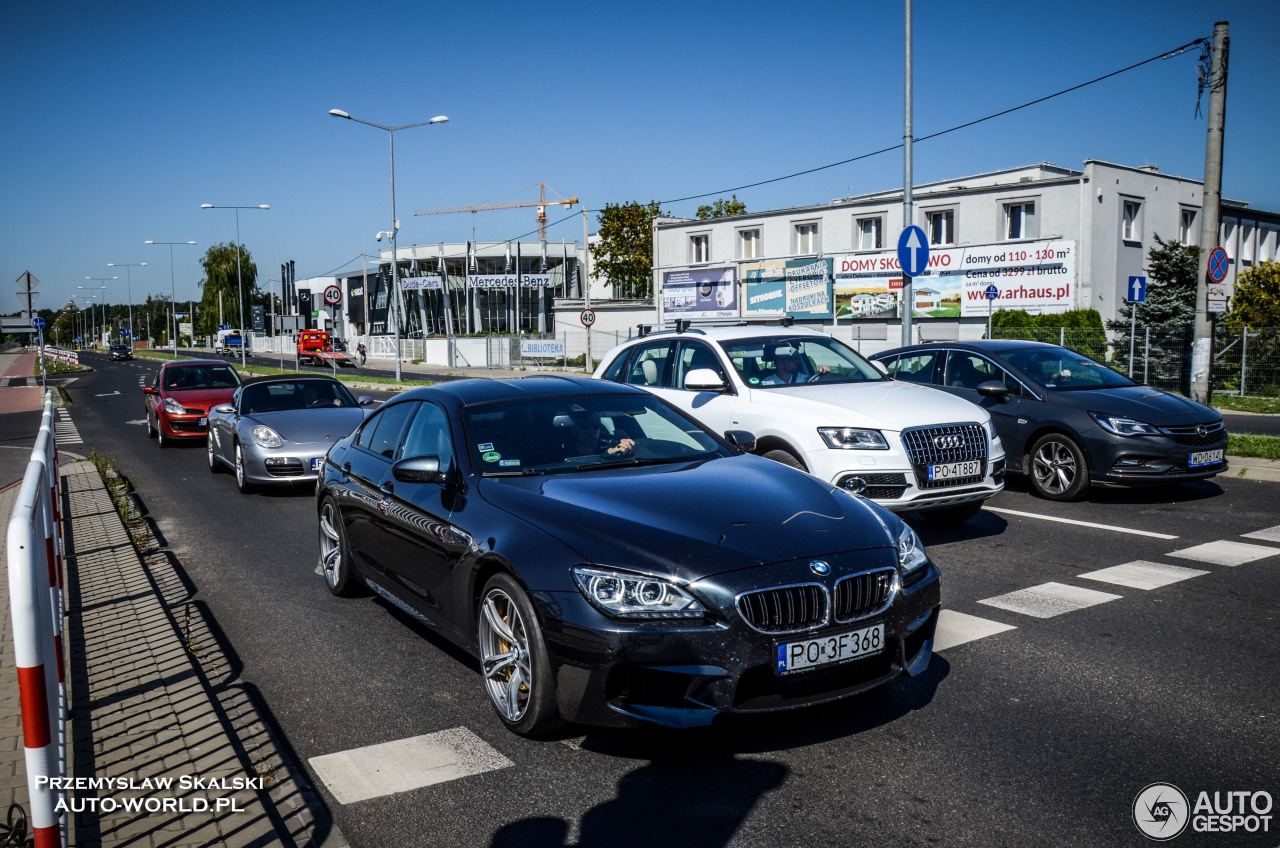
xmin=1228 ymin=433 xmax=1280 ymax=461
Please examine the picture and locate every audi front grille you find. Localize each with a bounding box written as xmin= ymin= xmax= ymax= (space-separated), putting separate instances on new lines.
xmin=900 ymin=423 xmax=988 ymax=489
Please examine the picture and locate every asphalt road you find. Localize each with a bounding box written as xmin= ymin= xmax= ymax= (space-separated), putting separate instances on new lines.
xmin=28 ymin=354 xmax=1280 ymax=847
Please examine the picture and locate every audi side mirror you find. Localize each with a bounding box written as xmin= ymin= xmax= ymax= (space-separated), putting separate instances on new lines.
xmin=684 ymin=368 xmax=726 ymax=392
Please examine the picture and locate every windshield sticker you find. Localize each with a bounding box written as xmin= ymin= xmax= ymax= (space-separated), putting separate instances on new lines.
xmin=478 ymin=442 xmax=494 ymax=452
xmin=482 ymin=451 xmax=501 ymax=463
xmin=499 ymin=459 xmax=521 ymax=467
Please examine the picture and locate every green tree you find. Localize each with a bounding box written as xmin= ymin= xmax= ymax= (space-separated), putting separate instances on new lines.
xmin=590 ymin=201 xmax=668 ymax=299
xmin=989 ymin=308 xmax=1107 ymax=361
xmin=1106 ymin=235 xmax=1198 ymax=389
xmin=198 ymin=243 xmax=259 ymax=336
xmin=695 ymin=194 xmax=747 ymax=220
xmin=1225 ymin=259 xmax=1280 ymax=328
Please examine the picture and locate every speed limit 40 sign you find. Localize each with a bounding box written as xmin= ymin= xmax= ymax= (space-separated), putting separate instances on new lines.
xmin=579 ymin=308 xmax=596 ymax=327
xmin=323 ymin=285 xmax=343 ymax=306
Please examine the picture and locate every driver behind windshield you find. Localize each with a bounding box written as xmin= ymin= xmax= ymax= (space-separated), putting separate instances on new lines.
xmin=760 ymin=344 xmax=828 ymax=385
xmin=565 ymin=412 xmax=635 ymax=459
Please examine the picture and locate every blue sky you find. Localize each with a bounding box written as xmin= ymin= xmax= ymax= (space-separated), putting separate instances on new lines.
xmin=3 ymin=0 xmax=1278 ymax=315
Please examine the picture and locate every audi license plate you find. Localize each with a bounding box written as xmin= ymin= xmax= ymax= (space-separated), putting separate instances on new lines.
xmin=777 ymin=623 xmax=884 ymax=674
xmin=928 ymin=459 xmax=981 ymax=482
xmin=1188 ymin=449 xmax=1224 ymax=469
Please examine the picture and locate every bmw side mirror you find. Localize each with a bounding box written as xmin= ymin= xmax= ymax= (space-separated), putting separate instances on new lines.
xmin=723 ymin=430 xmax=757 ymax=453
xmin=976 ymin=380 xmax=1010 ymax=401
xmin=684 ymin=368 xmax=726 ymax=392
xmin=357 ymin=396 xmax=375 ymax=406
xmin=392 ymin=455 xmax=444 ymax=484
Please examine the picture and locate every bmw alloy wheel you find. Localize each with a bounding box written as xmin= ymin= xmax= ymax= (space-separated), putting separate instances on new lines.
xmin=478 ymin=588 xmax=533 ymax=723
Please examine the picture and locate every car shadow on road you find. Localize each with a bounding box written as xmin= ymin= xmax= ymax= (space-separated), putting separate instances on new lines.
xmin=998 ymin=472 xmax=1225 ymax=505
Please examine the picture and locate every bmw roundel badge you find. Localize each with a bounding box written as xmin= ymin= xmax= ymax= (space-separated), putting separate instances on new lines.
xmin=810 ymin=561 xmax=831 ymax=576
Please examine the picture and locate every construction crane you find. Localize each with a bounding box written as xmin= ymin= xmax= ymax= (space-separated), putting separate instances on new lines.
xmin=414 ymin=182 xmax=578 ymax=245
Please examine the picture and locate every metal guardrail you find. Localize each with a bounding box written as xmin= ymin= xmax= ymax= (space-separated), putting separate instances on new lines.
xmin=6 ymin=391 xmax=67 ymax=848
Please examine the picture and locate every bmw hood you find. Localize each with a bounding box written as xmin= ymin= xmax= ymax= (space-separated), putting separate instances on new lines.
xmin=246 ymin=408 xmax=369 ymax=445
xmin=747 ymin=380 xmax=990 ymax=431
xmin=1054 ymin=386 xmax=1219 ymax=425
xmin=478 ymin=455 xmax=898 ymax=582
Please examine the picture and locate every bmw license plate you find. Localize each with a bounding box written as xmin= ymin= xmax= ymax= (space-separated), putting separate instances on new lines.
xmin=311 ymin=457 xmax=322 ymax=471
xmin=198 ymin=417 xmax=207 ymax=427
xmin=928 ymin=460 xmax=980 ymax=481
xmin=777 ymin=623 xmax=884 ymax=674
xmin=1188 ymin=449 xmax=1224 ymax=469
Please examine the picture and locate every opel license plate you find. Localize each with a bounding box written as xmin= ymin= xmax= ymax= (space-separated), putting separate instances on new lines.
xmin=1188 ymin=449 xmax=1223 ymax=469
xmin=928 ymin=459 xmax=980 ymax=481
xmin=777 ymin=623 xmax=884 ymax=674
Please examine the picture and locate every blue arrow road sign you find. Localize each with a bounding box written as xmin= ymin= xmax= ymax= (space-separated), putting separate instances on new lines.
xmin=31 ymin=317 xmax=45 ymax=331
xmin=897 ymin=226 xmax=930 ymax=277
xmin=1127 ymin=276 xmax=1147 ymax=303
xmin=985 ymin=285 xmax=1000 ymax=301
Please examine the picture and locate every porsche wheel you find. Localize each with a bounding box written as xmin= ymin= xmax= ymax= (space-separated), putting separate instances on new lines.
xmin=235 ymin=443 xmax=255 ymax=494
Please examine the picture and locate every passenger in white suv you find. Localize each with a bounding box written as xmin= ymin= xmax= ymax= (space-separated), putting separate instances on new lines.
xmin=595 ymin=324 xmax=1006 ymax=524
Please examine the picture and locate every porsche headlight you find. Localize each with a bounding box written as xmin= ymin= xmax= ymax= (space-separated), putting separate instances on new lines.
xmin=896 ymin=523 xmax=929 ymax=576
xmin=251 ymin=426 xmax=284 ymax=448
xmin=572 ymin=566 xmax=705 ymax=620
xmin=818 ymin=427 xmax=889 ymax=450
xmin=163 ymin=397 xmax=186 ymax=415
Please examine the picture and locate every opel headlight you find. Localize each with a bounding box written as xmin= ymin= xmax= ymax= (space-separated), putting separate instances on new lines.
xmin=252 ymin=426 xmax=284 ymax=448
xmin=163 ymin=397 xmax=186 ymax=415
xmin=896 ymin=523 xmax=929 ymax=576
xmin=572 ymin=566 xmax=705 ymax=620
xmin=1089 ymin=412 xmax=1160 ymax=437
xmin=819 ymin=428 xmax=889 ymax=450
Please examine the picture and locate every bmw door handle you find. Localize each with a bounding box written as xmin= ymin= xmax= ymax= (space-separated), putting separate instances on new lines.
xmin=380 ymin=480 xmax=395 ymax=494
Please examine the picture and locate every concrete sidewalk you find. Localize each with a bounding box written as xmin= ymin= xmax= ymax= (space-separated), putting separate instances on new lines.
xmin=1 ymin=456 xmax=343 ymax=847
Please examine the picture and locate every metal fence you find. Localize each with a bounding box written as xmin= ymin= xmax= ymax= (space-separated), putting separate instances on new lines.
xmin=989 ymin=326 xmax=1280 ymax=398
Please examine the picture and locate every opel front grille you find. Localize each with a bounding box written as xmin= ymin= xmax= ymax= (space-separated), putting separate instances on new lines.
xmin=1161 ymin=422 xmax=1225 ymax=446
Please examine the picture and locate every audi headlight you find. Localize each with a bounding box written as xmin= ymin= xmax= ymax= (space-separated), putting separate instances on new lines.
xmin=818 ymin=427 xmax=889 ymax=450
xmin=1089 ymin=412 xmax=1160 ymax=437
xmin=985 ymin=418 xmax=998 ymax=442
xmin=572 ymin=566 xmax=705 ymax=620
xmin=896 ymin=523 xmax=929 ymax=576
xmin=251 ymin=426 xmax=284 ymax=448
xmin=163 ymin=397 xmax=186 ymax=415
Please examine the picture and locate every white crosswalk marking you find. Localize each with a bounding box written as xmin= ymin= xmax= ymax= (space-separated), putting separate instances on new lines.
xmin=1078 ymin=561 xmax=1208 ymax=590
xmin=54 ymin=408 xmax=83 ymax=445
xmin=309 ymin=727 xmax=513 ymax=804
xmin=1168 ymin=540 xmax=1279 ymax=567
xmin=933 ymin=610 xmax=1017 ymax=652
xmin=1242 ymin=525 xmax=1280 ymax=544
xmin=978 ymin=582 xmax=1121 ymax=619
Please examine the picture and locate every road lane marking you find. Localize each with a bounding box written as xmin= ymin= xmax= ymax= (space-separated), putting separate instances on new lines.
xmin=984 ymin=507 xmax=1177 ymax=539
xmin=1168 ymin=540 xmax=1280 ymax=567
xmin=54 ymin=408 xmax=83 ymax=445
xmin=933 ymin=610 xmax=1017 ymax=652
xmin=1078 ymin=561 xmax=1209 ymax=590
xmin=310 ymin=727 xmax=513 ymax=805
xmin=1242 ymin=525 xmax=1280 ymax=544
xmin=978 ymin=582 xmax=1122 ymax=619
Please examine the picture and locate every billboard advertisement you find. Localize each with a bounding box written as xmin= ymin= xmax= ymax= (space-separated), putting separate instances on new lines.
xmin=742 ymin=258 xmax=834 ymax=319
xmin=662 ymin=266 xmax=738 ymax=320
xmin=831 ymin=239 xmax=1077 ymax=318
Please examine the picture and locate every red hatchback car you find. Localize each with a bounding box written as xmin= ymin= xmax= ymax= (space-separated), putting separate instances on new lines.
xmin=144 ymin=359 xmax=241 ymax=447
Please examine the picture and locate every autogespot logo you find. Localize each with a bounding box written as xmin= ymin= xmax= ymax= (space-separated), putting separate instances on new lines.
xmin=1134 ymin=783 xmax=1190 ymax=841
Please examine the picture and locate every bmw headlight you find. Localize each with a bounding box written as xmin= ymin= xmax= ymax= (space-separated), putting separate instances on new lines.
xmin=896 ymin=523 xmax=929 ymax=577
xmin=163 ymin=397 xmax=186 ymax=415
xmin=818 ymin=427 xmax=889 ymax=450
xmin=1089 ymin=412 xmax=1160 ymax=437
xmin=251 ymin=425 xmax=284 ymax=448
xmin=572 ymin=566 xmax=705 ymax=620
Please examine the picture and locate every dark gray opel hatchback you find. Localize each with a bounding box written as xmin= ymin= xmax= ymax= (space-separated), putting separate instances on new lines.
xmin=871 ymin=341 xmax=1227 ymax=501
xmin=316 ymin=376 xmax=941 ymax=736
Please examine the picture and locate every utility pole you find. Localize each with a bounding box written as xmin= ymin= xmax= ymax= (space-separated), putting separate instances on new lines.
xmin=1190 ymin=21 xmax=1229 ymax=404
xmin=900 ymin=0 xmax=914 ymax=346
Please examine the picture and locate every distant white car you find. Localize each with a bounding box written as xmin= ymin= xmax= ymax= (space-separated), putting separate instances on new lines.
xmin=594 ymin=325 xmax=1006 ymax=523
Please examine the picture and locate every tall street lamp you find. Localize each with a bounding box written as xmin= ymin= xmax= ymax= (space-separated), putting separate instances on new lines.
xmin=107 ymin=262 xmax=146 ymax=349
xmin=329 ymin=108 xmax=449 ymax=382
xmin=145 ymin=240 xmax=198 ymax=356
xmin=200 ymin=204 xmax=269 ymax=367
xmin=82 ymin=278 xmax=114 ymax=347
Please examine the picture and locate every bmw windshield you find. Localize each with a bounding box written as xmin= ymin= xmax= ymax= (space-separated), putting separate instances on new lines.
xmin=995 ymin=346 xmax=1136 ymax=391
xmin=463 ymin=393 xmax=731 ymax=475
xmin=719 ymin=335 xmax=885 ymax=387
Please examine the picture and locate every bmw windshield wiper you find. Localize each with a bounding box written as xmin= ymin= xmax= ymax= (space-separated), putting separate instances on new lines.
xmin=483 ymin=467 xmax=547 ymax=477
xmin=576 ymin=456 xmax=693 ymax=471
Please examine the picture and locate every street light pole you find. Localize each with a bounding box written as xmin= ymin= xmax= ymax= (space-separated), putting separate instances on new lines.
xmin=200 ymin=204 xmax=269 ymax=367
xmin=107 ymin=262 xmax=146 ymax=350
xmin=145 ymin=240 xmax=197 ymax=357
xmin=82 ymin=278 xmax=114 ymax=347
xmin=329 ymin=108 xmax=449 ymax=383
